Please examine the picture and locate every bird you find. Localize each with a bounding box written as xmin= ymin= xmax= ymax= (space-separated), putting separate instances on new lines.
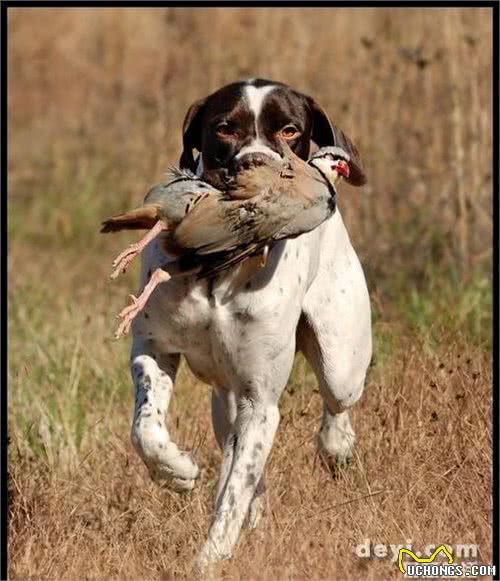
xmin=101 ymin=167 xmax=222 ymax=279
xmin=101 ymin=141 xmax=352 ymax=338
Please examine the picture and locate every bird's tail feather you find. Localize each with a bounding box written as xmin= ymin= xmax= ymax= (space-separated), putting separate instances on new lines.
xmin=100 ymin=205 xmax=161 ymax=233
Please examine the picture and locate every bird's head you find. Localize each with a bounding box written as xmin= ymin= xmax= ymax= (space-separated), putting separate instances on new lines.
xmin=309 ymin=146 xmax=351 ymax=186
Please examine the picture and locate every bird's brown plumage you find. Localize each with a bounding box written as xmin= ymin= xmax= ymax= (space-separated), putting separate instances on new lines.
xmin=104 ymin=140 xmax=350 ymax=336
xmin=101 ymin=139 xmax=342 ymax=279
xmin=166 ymin=143 xmax=337 ymax=276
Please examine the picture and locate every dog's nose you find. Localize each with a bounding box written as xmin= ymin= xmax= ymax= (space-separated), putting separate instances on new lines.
xmin=232 ymin=152 xmax=277 ymax=172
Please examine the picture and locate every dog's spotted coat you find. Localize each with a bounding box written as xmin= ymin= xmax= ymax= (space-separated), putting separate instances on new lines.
xmin=127 ymin=79 xmax=372 ymax=569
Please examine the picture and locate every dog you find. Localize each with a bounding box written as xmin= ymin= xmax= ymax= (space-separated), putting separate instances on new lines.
xmin=128 ymin=78 xmax=372 ymax=569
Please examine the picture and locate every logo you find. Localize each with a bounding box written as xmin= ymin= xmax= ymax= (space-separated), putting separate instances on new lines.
xmin=398 ymin=544 xmax=453 ymax=574
xmin=398 ymin=544 xmax=495 ymax=578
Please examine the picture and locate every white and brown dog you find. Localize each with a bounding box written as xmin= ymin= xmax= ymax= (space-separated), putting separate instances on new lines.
xmin=129 ymin=79 xmax=372 ymax=569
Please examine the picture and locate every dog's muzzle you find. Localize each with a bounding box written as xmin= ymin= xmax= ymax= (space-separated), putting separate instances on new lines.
xmin=231 ymin=151 xmax=281 ymax=173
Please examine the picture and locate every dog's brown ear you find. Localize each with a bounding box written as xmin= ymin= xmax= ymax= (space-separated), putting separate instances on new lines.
xmin=308 ymin=97 xmax=367 ymax=187
xmin=179 ymin=96 xmax=208 ymax=171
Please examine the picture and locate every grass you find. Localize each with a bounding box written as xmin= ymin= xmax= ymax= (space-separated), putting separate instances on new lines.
xmin=7 ymin=6 xmax=493 ymax=580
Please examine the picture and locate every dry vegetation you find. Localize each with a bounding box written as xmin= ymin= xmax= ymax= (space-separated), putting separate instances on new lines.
xmin=7 ymin=7 xmax=493 ymax=580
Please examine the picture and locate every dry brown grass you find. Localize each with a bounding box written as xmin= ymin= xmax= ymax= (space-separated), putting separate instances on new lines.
xmin=9 ymin=340 xmax=493 ymax=580
xmin=7 ymin=7 xmax=493 ymax=580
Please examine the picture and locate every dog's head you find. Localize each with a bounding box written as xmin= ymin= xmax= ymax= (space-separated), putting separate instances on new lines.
xmin=179 ymin=78 xmax=366 ymax=187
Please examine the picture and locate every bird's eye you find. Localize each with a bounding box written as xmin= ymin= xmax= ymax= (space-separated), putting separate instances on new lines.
xmin=215 ymin=121 xmax=237 ymax=137
xmin=280 ymin=124 xmax=300 ymax=140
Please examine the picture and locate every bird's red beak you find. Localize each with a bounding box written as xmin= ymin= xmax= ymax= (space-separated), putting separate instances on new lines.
xmin=332 ymin=160 xmax=350 ymax=178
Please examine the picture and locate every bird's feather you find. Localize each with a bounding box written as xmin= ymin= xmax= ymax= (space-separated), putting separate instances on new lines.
xmin=164 ymin=165 xmax=198 ymax=181
xmin=172 ymin=189 xmax=305 ymax=258
xmin=197 ymin=243 xmax=264 ymax=278
xmin=100 ymin=204 xmax=162 ymax=233
xmin=168 ymin=241 xmax=264 ymax=280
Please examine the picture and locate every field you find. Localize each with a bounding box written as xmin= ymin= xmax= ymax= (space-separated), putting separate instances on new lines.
xmin=7 ymin=7 xmax=493 ymax=579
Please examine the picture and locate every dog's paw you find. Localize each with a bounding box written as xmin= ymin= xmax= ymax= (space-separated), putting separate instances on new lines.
xmin=318 ymin=447 xmax=354 ymax=478
xmin=194 ymin=541 xmax=232 ymax=574
xmin=317 ymin=411 xmax=356 ymax=476
xmin=146 ymin=450 xmax=200 ymax=492
xmin=149 ymin=468 xmax=198 ymax=492
xmin=132 ymin=427 xmax=200 ymax=492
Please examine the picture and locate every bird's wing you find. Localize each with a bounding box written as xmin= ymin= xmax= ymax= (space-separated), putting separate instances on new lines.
xmin=193 ymin=192 xmax=326 ymax=276
xmin=167 ymin=175 xmax=332 ymax=278
xmin=172 ymin=197 xmax=247 ymax=253
xmin=173 ymin=189 xmax=306 ymax=256
xmin=195 ymin=243 xmax=265 ymax=278
xmin=166 ymin=241 xmax=264 ymax=280
xmin=225 ymin=161 xmax=285 ymax=199
xmin=178 ymin=195 xmax=329 ymax=279
xmin=100 ymin=204 xmax=162 ymax=233
xmin=144 ymin=182 xmax=170 ymax=206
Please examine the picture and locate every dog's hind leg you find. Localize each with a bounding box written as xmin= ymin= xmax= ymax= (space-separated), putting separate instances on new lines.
xmin=130 ymin=336 xmax=199 ymax=491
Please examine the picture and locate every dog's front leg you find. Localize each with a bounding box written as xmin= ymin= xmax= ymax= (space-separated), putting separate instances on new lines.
xmin=196 ymin=401 xmax=280 ymax=569
xmin=299 ymin=213 xmax=372 ymax=469
xmin=211 ymin=387 xmax=267 ymax=529
xmin=130 ymin=336 xmax=199 ymax=491
xmin=195 ymin=345 xmax=295 ymax=570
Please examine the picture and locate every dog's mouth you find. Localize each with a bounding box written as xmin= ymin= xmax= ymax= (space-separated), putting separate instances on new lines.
xmin=200 ymin=167 xmax=231 ymax=190
xmin=201 ymin=150 xmax=282 ymax=190
xmin=231 ymin=151 xmax=278 ymax=173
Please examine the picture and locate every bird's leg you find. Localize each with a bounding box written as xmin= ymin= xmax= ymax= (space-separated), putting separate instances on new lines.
xmin=110 ymin=220 xmax=167 ymax=279
xmin=115 ymin=268 xmax=171 ymax=339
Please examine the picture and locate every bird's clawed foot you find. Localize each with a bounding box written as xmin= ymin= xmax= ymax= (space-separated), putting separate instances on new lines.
xmin=111 ymin=245 xmax=142 ymax=279
xmin=115 ymin=294 xmax=143 ymax=338
xmin=109 ymin=220 xmax=167 ymax=279
xmin=114 ymin=268 xmax=171 ymax=339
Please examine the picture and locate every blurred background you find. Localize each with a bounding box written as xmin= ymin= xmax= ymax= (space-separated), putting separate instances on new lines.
xmin=8 ymin=8 xmax=493 ymax=580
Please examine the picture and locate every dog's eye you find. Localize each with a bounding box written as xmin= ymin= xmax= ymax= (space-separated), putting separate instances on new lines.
xmin=280 ymin=125 xmax=300 ymax=140
xmin=215 ymin=121 xmax=237 ymax=137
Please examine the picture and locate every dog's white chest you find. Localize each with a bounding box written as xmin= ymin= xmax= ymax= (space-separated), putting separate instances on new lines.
xmin=133 ymin=235 xmax=315 ymax=386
